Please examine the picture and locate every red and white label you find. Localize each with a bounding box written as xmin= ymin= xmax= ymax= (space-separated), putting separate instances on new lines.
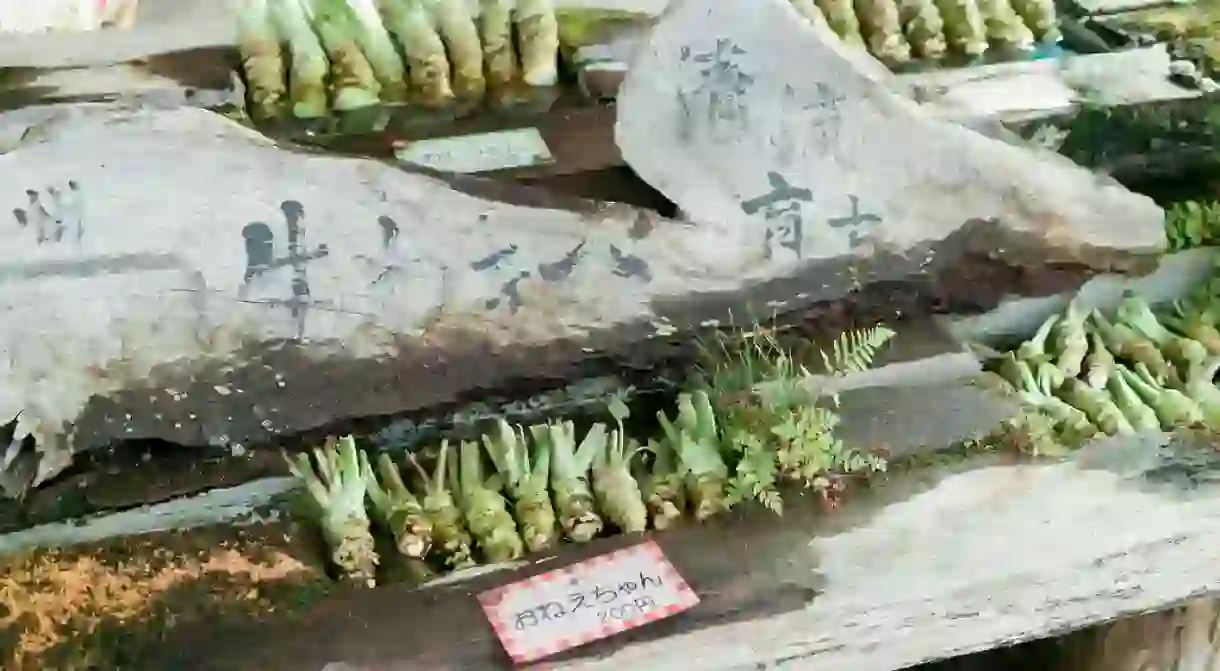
xmin=478 ymin=540 xmax=699 ymax=664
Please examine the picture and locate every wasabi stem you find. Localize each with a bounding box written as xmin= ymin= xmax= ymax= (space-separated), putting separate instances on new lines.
xmin=480 ymin=0 xmax=519 ymax=98
xmin=636 ymin=437 xmax=686 ymax=530
xmin=407 ymin=442 xmax=475 ymax=569
xmin=1053 ymin=298 xmax=1088 ymax=379
xmin=1084 ymin=332 xmax=1116 ymax=389
xmin=483 ymin=419 xmax=557 ymax=553
xmin=855 ymin=0 xmax=913 ymax=63
xmin=592 ymin=396 xmax=649 ymax=533
xmin=345 ymin=0 xmax=410 ymax=101
xmin=269 ymin=0 xmax=329 ymax=118
xmin=1185 ymin=357 xmax=1220 ymax=431
xmin=1017 ymin=313 xmax=1059 ymax=364
xmin=658 ymin=390 xmax=730 ymax=521
xmin=1162 ymin=301 xmax=1220 ymax=356
xmin=547 ymin=420 xmax=605 ymax=542
xmin=516 ymin=0 xmax=561 ymax=87
xmin=1091 ymin=309 xmax=1175 ymax=383
xmin=817 ymin=0 xmax=867 ymax=46
xmin=300 ymin=0 xmax=381 ymax=111
xmin=1121 ymin=363 xmax=1204 ymax=430
xmin=1117 ymin=291 xmax=1207 ymax=368
xmin=237 ymin=0 xmax=287 ymax=121
xmin=897 ymin=0 xmax=948 ymax=58
xmin=283 ymin=437 xmax=379 ymax=587
xmin=1059 ymin=378 xmax=1133 ymax=435
xmin=453 ymin=439 xmax=524 ymax=563
xmin=1106 ymin=368 xmax=1161 ymax=431
xmin=361 ymin=450 xmax=432 ymax=560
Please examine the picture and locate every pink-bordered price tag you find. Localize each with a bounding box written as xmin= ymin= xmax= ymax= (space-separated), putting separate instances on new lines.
xmin=478 ymin=540 xmax=699 ymax=664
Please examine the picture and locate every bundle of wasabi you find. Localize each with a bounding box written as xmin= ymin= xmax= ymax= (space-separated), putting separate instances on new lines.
xmin=935 ymin=0 xmax=988 ymax=56
xmin=591 ymin=395 xmax=649 ymax=533
xmin=546 ymin=420 xmax=605 ymax=542
xmin=237 ymin=0 xmax=287 ymax=121
xmin=407 ymin=442 xmax=475 ymax=569
xmin=284 ymin=436 xmax=379 ymax=587
xmin=658 ymin=390 xmax=730 ymax=521
xmin=299 ymin=0 xmax=382 ymax=111
xmin=269 ymin=0 xmax=329 ymax=118
xmin=483 ymin=419 xmax=558 ymax=552
xmin=855 ymin=0 xmax=913 ymax=63
xmin=452 ymin=439 xmax=525 ymax=563
xmin=360 ymin=449 xmax=434 ymax=579
xmin=898 ymin=0 xmax=948 ymax=58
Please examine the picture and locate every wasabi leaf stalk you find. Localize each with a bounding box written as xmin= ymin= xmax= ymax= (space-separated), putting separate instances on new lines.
xmin=407 ymin=442 xmax=475 ymax=569
xmin=269 ymin=0 xmax=329 ymax=118
xmin=237 ymin=0 xmax=287 ymax=121
xmin=453 ymin=439 xmax=524 ymax=563
xmin=300 ymin=0 xmax=382 ymax=111
xmin=548 ymin=420 xmax=605 ymax=542
xmin=592 ymin=395 xmax=649 ymax=533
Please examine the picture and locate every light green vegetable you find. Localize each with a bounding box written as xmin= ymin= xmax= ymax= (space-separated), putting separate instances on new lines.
xmin=1116 ymin=291 xmax=1207 ymax=368
xmin=407 ymin=442 xmax=475 ymax=569
xmin=817 ymin=0 xmax=867 ymax=46
xmin=361 ymin=450 xmax=432 ymax=559
xmin=284 ymin=437 xmax=379 ymax=587
xmin=1059 ymin=378 xmax=1133 ymax=435
xmin=1163 ymin=300 xmax=1220 ymax=356
xmin=855 ymin=0 xmax=913 ymax=63
xmin=483 ymin=419 xmax=558 ymax=553
xmin=452 ymin=439 xmax=524 ymax=563
xmin=345 ymin=0 xmax=410 ymax=101
xmin=897 ymin=0 xmax=948 ymax=58
xmin=1084 ymin=332 xmax=1116 ymax=390
xmin=1091 ymin=309 xmax=1175 ymax=383
xmin=237 ymin=0 xmax=287 ymax=121
xmin=377 ymin=0 xmax=484 ymax=106
xmin=1053 ymin=299 xmax=1088 ymax=379
xmin=516 ymin=0 xmax=561 ymax=87
xmin=636 ymin=436 xmax=686 ymax=530
xmin=935 ymin=0 xmax=988 ymax=56
xmin=1000 ymin=354 xmax=1095 ymax=436
xmin=548 ymin=420 xmax=605 ymax=542
xmin=1120 ymin=363 xmax=1204 ymax=430
xmin=1017 ymin=313 xmax=1058 ymax=364
xmin=976 ymin=0 xmax=1033 ymax=48
xmin=1106 ymin=368 xmax=1161 ymax=431
xmin=658 ymin=391 xmax=730 ymax=521
xmin=481 ymin=0 xmax=519 ymax=97
xmin=269 ymin=0 xmax=329 ymax=118
xmin=1009 ymin=0 xmax=1059 ymax=42
xmin=1184 ymin=357 xmax=1220 ymax=431
xmin=592 ymin=396 xmax=649 ymax=533
xmin=300 ymin=0 xmax=382 ymax=111
xmin=790 ymin=0 xmax=832 ymax=32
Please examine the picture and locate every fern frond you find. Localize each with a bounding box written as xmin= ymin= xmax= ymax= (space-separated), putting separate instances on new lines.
xmin=820 ymin=326 xmax=896 ymax=376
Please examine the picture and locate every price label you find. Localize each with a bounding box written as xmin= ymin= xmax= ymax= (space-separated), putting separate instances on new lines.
xmin=478 ymin=540 xmax=699 ymax=663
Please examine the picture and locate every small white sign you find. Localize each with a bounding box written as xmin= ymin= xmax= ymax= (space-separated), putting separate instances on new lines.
xmin=478 ymin=540 xmax=699 ymax=663
xmin=394 ymin=128 xmax=554 ymax=174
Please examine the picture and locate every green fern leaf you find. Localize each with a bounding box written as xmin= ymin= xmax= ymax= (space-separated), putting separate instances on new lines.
xmin=820 ymin=326 xmax=896 ymax=376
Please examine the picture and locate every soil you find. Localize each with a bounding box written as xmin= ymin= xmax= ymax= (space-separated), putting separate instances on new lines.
xmin=0 ymin=519 xmax=331 ymax=670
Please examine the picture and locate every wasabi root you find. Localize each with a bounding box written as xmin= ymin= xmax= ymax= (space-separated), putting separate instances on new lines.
xmin=300 ymin=0 xmax=382 ymax=111
xmin=453 ymin=439 xmax=524 ymax=563
xmin=547 ymin=420 xmax=605 ymax=542
xmin=898 ymin=0 xmax=948 ymax=58
xmin=407 ymin=442 xmax=475 ymax=569
xmin=483 ymin=419 xmax=558 ymax=553
xmin=592 ymin=395 xmax=649 ymax=534
xmin=237 ymin=0 xmax=287 ymax=121
xmin=269 ymin=0 xmax=329 ymax=118
xmin=284 ymin=437 xmax=379 ymax=587
xmin=855 ymin=0 xmax=913 ymax=63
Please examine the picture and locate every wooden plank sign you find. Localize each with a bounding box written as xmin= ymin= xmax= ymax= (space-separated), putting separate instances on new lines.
xmin=478 ymin=540 xmax=699 ymax=663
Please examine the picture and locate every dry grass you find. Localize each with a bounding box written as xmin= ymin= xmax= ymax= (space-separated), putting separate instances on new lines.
xmin=0 ymin=524 xmax=326 ymax=670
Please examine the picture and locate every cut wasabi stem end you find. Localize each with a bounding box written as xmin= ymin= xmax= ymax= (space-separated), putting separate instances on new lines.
xmin=453 ymin=439 xmax=524 ymax=563
xmin=284 ymin=436 xmax=379 ymax=587
xmin=1091 ymin=309 xmax=1175 ymax=383
xmin=484 ymin=419 xmax=558 ymax=553
xmin=1106 ymin=368 xmax=1161 ymax=432
xmin=1120 ymin=363 xmax=1204 ymax=430
xmin=592 ymin=395 xmax=649 ymax=534
xmin=1053 ymin=298 xmax=1088 ymax=379
xmin=345 ymin=0 xmax=410 ymax=101
xmin=407 ymin=442 xmax=475 ymax=569
xmin=1084 ymin=331 xmax=1116 ymax=390
xmin=636 ymin=437 xmax=687 ymax=530
xmin=548 ymin=420 xmax=606 ymax=542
